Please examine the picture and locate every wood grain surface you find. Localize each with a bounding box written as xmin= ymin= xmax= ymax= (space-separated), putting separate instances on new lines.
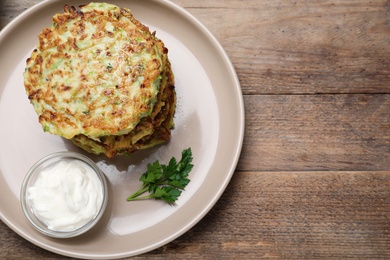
xmin=1 ymin=0 xmax=389 ymax=259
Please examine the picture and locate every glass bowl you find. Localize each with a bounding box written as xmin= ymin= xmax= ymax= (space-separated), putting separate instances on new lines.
xmin=20 ymin=151 xmax=108 ymax=238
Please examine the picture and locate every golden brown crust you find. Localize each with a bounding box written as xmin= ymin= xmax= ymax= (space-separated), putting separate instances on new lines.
xmin=24 ymin=2 xmax=176 ymax=157
xmin=71 ymin=60 xmax=176 ymax=158
xmin=24 ymin=3 xmax=170 ymax=139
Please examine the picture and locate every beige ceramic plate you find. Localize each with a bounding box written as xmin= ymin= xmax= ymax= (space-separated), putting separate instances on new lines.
xmin=0 ymin=0 xmax=244 ymax=258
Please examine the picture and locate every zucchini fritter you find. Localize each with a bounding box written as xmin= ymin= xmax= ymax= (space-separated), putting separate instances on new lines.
xmin=24 ymin=2 xmax=176 ymax=157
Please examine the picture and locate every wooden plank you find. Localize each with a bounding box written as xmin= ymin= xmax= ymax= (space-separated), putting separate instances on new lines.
xmin=238 ymin=94 xmax=390 ymax=171
xmin=163 ymin=171 xmax=390 ymax=259
xmin=0 ymin=0 xmax=42 ymax=28
xmin=1 ymin=171 xmax=389 ymax=259
xmin=175 ymin=0 xmax=390 ymax=94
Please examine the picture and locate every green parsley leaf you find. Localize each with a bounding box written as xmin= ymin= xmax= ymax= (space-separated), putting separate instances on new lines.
xmin=126 ymin=148 xmax=193 ymax=205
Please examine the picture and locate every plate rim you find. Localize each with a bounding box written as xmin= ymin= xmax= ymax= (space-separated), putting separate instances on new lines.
xmin=0 ymin=0 xmax=245 ymax=258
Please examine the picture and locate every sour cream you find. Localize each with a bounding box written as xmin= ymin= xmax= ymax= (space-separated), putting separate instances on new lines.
xmin=27 ymin=159 xmax=103 ymax=232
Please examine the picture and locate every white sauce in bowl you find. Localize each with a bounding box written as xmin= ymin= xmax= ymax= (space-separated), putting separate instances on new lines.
xmin=27 ymin=160 xmax=103 ymax=232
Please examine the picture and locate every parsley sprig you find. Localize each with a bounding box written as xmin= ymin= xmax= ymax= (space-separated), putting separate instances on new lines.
xmin=127 ymin=148 xmax=193 ymax=205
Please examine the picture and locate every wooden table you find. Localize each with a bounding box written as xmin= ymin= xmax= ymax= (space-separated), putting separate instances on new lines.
xmin=1 ymin=0 xmax=389 ymax=258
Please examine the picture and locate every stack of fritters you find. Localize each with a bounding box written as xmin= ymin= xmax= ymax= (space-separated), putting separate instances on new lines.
xmin=24 ymin=3 xmax=176 ymax=158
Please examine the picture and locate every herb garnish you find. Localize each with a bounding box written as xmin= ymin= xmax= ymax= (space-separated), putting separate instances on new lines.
xmin=127 ymin=148 xmax=193 ymax=205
